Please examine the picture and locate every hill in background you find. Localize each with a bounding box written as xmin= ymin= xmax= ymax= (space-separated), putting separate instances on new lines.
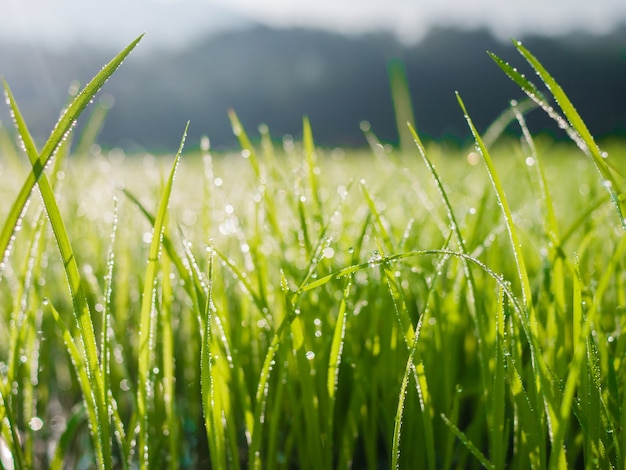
xmin=1 ymin=25 xmax=625 ymax=151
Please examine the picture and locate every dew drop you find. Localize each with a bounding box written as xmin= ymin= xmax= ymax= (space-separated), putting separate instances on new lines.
xmin=29 ymin=417 xmax=44 ymax=431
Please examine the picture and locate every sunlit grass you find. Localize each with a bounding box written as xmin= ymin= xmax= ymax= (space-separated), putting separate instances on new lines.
xmin=1 ymin=36 xmax=625 ymax=469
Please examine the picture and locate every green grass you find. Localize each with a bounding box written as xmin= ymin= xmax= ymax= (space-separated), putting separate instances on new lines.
xmin=1 ymin=36 xmax=626 ymax=469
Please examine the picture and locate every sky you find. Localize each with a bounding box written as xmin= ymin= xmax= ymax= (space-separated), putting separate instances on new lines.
xmin=1 ymin=0 xmax=626 ymax=51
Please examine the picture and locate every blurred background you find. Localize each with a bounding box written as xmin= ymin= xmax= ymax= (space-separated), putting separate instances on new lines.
xmin=1 ymin=0 xmax=625 ymax=151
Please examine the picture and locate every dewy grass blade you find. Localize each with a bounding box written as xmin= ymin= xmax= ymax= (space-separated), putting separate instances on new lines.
xmin=0 ymin=43 xmax=141 ymax=465
xmin=325 ymin=278 xmax=351 ymax=464
xmin=0 ymin=35 xmax=143 ymax=271
xmin=391 ymin=311 xmax=428 ymax=470
xmin=160 ymin=249 xmax=179 ymax=469
xmin=492 ymin=42 xmax=626 ymax=229
xmin=201 ymin=251 xmax=227 ymax=469
xmin=360 ymin=180 xmax=395 ymax=254
xmin=491 ymin=288 xmax=507 ymax=470
xmin=3 ymin=70 xmax=116 ymax=469
xmin=482 ymin=98 xmax=537 ymax=148
xmin=456 ymin=93 xmax=534 ymax=323
xmin=441 ymin=413 xmax=495 ymax=470
xmin=136 ymin=121 xmax=188 ymax=469
xmin=228 ymin=109 xmax=261 ymax=179
xmin=46 ymin=299 xmax=100 ymax=466
xmin=303 ymin=116 xmax=323 ymax=222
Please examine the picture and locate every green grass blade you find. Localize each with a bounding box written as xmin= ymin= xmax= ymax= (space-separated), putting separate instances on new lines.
xmin=0 ymin=35 xmax=143 ymax=271
xmin=46 ymin=299 xmax=100 ymax=464
xmin=456 ymin=93 xmax=534 ymax=322
xmin=491 ymin=43 xmax=625 ymax=229
xmin=136 ymin=122 xmax=188 ymax=469
xmin=0 ymin=50 xmax=142 ymax=466
xmin=441 ymin=413 xmax=495 ymax=470
xmin=360 ymin=180 xmax=395 ymax=254
xmin=327 ymin=278 xmax=351 ymax=403
xmin=491 ymin=288 xmax=507 ymax=470
xmin=228 ymin=109 xmax=261 ymax=179
xmin=3 ymin=73 xmax=113 ymax=468
xmin=303 ymin=116 xmax=323 ymax=222
xmin=391 ymin=312 xmax=427 ymax=470
xmin=482 ymin=98 xmax=537 ymax=147
xmin=200 ymin=251 xmax=227 ymax=469
xmin=388 ymin=58 xmax=416 ymax=152
xmin=159 ymin=249 xmax=179 ymax=469
xmin=49 ymin=405 xmax=88 ymax=470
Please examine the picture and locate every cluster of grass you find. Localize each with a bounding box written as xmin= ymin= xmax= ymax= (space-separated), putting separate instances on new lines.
xmin=1 ymin=35 xmax=625 ymax=469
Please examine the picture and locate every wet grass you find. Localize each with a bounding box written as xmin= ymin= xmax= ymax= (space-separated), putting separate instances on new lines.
xmin=1 ymin=36 xmax=626 ymax=469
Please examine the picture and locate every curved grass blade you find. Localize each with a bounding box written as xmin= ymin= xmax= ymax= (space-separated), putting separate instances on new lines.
xmin=136 ymin=121 xmax=188 ymax=469
xmin=490 ymin=43 xmax=625 ymax=229
xmin=456 ymin=93 xmax=534 ymax=322
xmin=441 ymin=413 xmax=495 ymax=470
xmin=0 ymin=34 xmax=143 ymax=271
xmin=46 ymin=299 xmax=99 ymax=466
xmin=482 ymin=98 xmax=538 ymax=148
xmin=3 ymin=73 xmax=116 ymax=469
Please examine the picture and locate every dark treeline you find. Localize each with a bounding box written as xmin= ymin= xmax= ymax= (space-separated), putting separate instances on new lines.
xmin=1 ymin=25 xmax=625 ymax=151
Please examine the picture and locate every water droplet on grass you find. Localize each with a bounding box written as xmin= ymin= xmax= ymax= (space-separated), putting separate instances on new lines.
xmin=368 ymin=250 xmax=382 ymax=267
xmin=305 ymin=351 xmax=315 ymax=360
xmin=29 ymin=417 xmax=44 ymax=431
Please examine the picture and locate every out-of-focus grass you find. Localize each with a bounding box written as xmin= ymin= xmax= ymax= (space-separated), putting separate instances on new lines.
xmin=0 ymin=36 xmax=625 ymax=469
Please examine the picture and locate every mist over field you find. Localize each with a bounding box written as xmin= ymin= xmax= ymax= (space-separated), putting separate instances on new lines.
xmin=1 ymin=24 xmax=625 ymax=151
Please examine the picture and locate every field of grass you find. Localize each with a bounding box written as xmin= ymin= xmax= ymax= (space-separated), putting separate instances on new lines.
xmin=1 ymin=36 xmax=626 ymax=469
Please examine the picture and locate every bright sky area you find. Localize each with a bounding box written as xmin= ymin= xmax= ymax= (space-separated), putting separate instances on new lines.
xmin=2 ymin=0 xmax=626 ymax=51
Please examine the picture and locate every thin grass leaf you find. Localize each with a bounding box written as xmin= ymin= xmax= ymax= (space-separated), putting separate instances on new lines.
xmin=160 ymin=249 xmax=179 ymax=469
xmin=49 ymin=405 xmax=88 ymax=470
xmin=303 ymin=116 xmax=323 ymax=222
xmin=441 ymin=413 xmax=495 ymax=470
xmin=491 ymin=42 xmax=626 ymax=229
xmin=360 ymin=180 xmax=395 ymax=254
xmin=0 ymin=35 xmax=143 ymax=271
xmin=482 ymin=98 xmax=538 ymax=147
xmin=4 ymin=74 xmax=113 ymax=469
xmin=327 ymin=278 xmax=351 ymax=403
xmin=456 ymin=93 xmax=533 ymax=318
xmin=391 ymin=312 xmax=428 ymax=470
xmin=0 ymin=388 xmax=23 ymax=470
xmin=490 ymin=288 xmax=507 ymax=470
xmin=46 ymin=299 xmax=99 ymax=464
xmin=201 ymin=251 xmax=227 ymax=469
xmin=136 ymin=122 xmax=188 ymax=469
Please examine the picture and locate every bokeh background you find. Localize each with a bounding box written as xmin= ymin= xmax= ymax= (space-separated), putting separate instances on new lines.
xmin=1 ymin=0 xmax=625 ymax=150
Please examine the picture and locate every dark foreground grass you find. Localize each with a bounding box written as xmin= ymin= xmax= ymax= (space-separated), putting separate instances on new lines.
xmin=0 ymin=36 xmax=625 ymax=469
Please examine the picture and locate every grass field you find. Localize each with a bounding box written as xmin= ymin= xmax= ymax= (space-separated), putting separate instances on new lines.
xmin=1 ymin=36 xmax=626 ymax=469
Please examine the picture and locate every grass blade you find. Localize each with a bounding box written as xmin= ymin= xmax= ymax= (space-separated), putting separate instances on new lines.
xmin=0 ymin=35 xmax=143 ymax=271
xmin=490 ymin=42 xmax=625 ymax=229
xmin=201 ymin=251 xmax=227 ymax=469
xmin=456 ymin=93 xmax=534 ymax=322
xmin=136 ymin=122 xmax=188 ymax=469
xmin=441 ymin=413 xmax=495 ymax=470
